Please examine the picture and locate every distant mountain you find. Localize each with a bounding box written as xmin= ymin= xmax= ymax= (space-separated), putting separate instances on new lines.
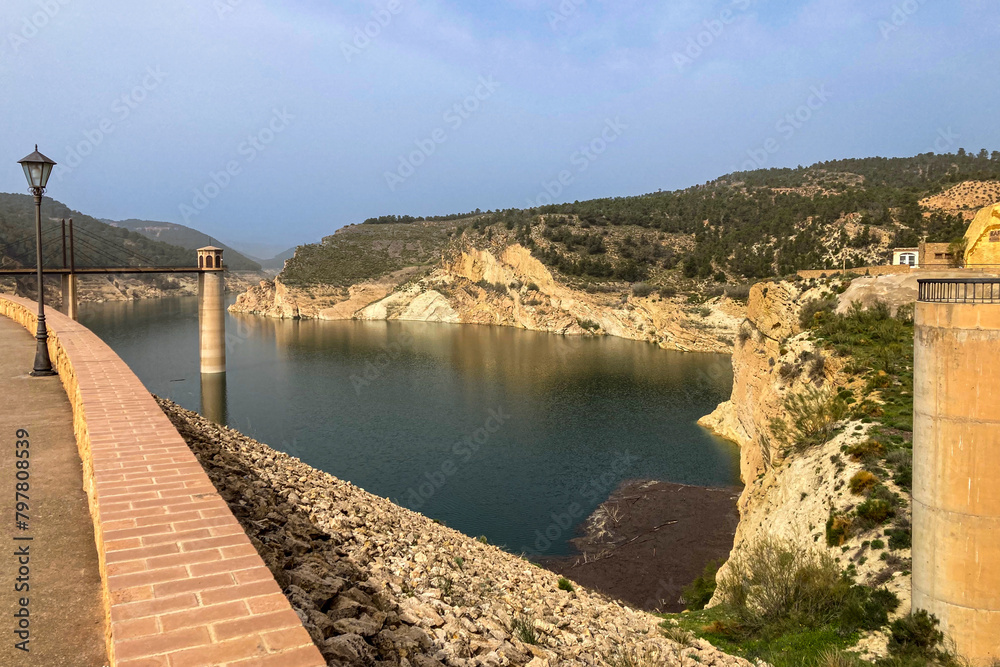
xmin=0 ymin=194 xmax=193 ymax=270
xmin=280 ymin=150 xmax=999 ymax=287
xmin=253 ymin=247 xmax=296 ymax=271
xmin=105 ymin=219 xmax=261 ymax=271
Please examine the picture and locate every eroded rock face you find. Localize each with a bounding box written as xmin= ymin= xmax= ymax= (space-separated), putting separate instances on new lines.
xmin=157 ymin=398 xmax=753 ymax=667
xmin=229 ymin=244 xmax=743 ymax=354
xmin=699 ymin=280 xmax=912 ymax=659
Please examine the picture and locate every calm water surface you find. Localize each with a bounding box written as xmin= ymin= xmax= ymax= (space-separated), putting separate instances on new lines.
xmin=80 ymin=296 xmax=738 ymax=555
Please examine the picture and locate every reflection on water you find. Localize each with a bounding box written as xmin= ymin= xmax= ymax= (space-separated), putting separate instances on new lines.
xmin=200 ymin=373 xmax=227 ymax=425
xmin=80 ymin=296 xmax=739 ymax=555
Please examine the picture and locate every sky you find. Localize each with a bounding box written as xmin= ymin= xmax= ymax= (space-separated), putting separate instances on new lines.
xmin=1 ymin=0 xmax=998 ymax=257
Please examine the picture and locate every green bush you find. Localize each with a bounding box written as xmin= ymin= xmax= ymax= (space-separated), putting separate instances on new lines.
xmin=715 ymin=536 xmax=897 ymax=638
xmin=826 ymin=512 xmax=852 ymax=547
xmin=846 ymin=439 xmax=886 ymax=462
xmin=883 ymin=610 xmax=950 ymax=663
xmin=886 ymin=524 xmax=912 ymax=550
xmin=849 ymin=471 xmax=879 ymax=495
xmin=886 ymin=449 xmax=913 ymax=491
xmin=856 ymin=493 xmax=896 ymax=531
xmin=577 ymin=318 xmax=600 ymax=331
xmin=716 ymin=537 xmax=839 ymax=630
xmin=771 ymin=387 xmax=849 ymax=452
xmin=557 ymin=577 xmax=574 ymax=592
xmin=682 ymin=560 xmax=721 ymax=611
xmin=800 ymin=297 xmax=838 ymax=330
xmin=511 ymin=614 xmax=540 ymax=645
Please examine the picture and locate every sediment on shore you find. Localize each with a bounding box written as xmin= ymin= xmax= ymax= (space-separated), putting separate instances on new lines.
xmin=539 ymin=480 xmax=741 ymax=614
xmin=156 ymin=397 xmax=750 ymax=666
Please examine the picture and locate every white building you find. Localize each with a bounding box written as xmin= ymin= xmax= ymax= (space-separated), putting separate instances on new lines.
xmin=892 ymin=247 xmax=919 ymax=268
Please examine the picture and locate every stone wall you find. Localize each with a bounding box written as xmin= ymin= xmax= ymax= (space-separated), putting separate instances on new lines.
xmin=796 ymin=265 xmax=912 ymax=279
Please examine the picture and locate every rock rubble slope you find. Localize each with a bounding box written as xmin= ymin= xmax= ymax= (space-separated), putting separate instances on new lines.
xmin=157 ymin=398 xmax=751 ymax=667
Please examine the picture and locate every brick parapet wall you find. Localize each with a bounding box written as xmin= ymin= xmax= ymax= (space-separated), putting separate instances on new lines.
xmin=0 ymin=295 xmax=325 ymax=667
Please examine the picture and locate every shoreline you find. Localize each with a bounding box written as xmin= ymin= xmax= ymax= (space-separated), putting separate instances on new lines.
xmin=538 ymin=479 xmax=741 ymax=614
xmin=156 ymin=397 xmax=751 ymax=666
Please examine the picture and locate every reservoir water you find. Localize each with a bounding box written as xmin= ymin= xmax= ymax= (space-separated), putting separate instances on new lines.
xmin=79 ymin=296 xmax=739 ymax=556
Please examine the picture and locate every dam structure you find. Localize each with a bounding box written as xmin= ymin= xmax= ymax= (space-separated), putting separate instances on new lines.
xmin=913 ymin=277 xmax=1000 ymax=663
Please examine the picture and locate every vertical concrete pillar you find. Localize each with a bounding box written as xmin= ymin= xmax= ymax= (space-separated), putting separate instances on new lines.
xmin=913 ymin=297 xmax=1000 ymax=664
xmin=197 ymin=247 xmax=226 ymax=375
xmin=60 ymin=274 xmax=78 ymax=320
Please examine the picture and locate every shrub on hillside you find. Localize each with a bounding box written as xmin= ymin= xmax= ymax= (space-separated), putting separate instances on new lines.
xmin=631 ymin=282 xmax=655 ymax=297
xmin=856 ymin=486 xmax=898 ymax=531
xmin=681 ymin=560 xmax=721 ymax=611
xmin=846 ymin=439 xmax=886 ymax=463
xmin=881 ymin=610 xmax=952 ymax=665
xmin=778 ymin=362 xmax=801 ymax=383
xmin=771 ymin=387 xmax=848 ymax=452
xmin=849 ymin=470 xmax=879 ymax=495
xmin=715 ymin=536 xmax=897 ymax=636
xmin=826 ymin=512 xmax=852 ymax=546
xmin=724 ymin=284 xmax=752 ymax=302
xmin=799 ymin=297 xmax=838 ymax=330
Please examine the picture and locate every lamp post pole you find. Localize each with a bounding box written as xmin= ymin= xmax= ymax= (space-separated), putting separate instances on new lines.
xmin=30 ymin=187 xmax=55 ymax=375
xmin=17 ymin=145 xmax=57 ymax=377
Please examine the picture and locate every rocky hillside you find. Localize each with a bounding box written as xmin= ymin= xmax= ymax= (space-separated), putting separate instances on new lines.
xmin=230 ymin=151 xmax=1000 ymax=355
xmin=232 ymin=240 xmax=743 ymax=354
xmin=158 ymin=398 xmax=750 ymax=667
xmin=699 ymin=278 xmax=916 ymax=661
xmin=919 ymin=180 xmax=1000 ymax=219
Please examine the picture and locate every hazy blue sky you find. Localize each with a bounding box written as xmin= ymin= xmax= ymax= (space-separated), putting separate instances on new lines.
xmin=1 ymin=0 xmax=997 ymax=255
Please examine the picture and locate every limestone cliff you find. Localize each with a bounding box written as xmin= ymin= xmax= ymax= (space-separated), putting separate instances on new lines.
xmin=700 ymin=279 xmax=912 ymax=659
xmin=230 ymin=244 xmax=742 ymax=354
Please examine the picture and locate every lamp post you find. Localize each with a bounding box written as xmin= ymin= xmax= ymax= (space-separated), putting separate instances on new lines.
xmin=17 ymin=145 xmax=57 ymax=377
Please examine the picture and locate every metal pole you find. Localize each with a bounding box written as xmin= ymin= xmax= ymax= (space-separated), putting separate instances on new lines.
xmin=61 ymin=218 xmax=67 ymax=268
xmin=30 ymin=190 xmax=55 ymax=376
xmin=68 ymin=218 xmax=75 ymax=273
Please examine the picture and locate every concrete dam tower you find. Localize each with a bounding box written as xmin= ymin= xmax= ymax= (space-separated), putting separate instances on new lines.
xmin=914 ymin=277 xmax=1000 ymax=663
xmin=197 ymin=246 xmax=226 ymax=375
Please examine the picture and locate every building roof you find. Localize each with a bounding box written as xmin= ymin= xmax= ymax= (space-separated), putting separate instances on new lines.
xmin=197 ymin=246 xmax=223 ymax=252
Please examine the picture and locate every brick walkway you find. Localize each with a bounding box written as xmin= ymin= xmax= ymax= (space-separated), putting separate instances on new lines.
xmin=0 ymin=295 xmax=325 ymax=667
xmin=0 ymin=315 xmax=107 ymax=667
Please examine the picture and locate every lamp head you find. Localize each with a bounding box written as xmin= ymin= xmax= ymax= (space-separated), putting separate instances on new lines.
xmin=18 ymin=145 xmax=57 ymax=191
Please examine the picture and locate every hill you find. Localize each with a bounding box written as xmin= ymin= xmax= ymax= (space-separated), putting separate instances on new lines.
xmin=251 ymin=246 xmax=296 ymax=271
xmin=106 ymin=219 xmax=261 ymax=271
xmin=281 ymin=220 xmax=461 ymax=287
xmin=0 ymin=193 xmax=193 ymax=270
xmin=273 ymin=151 xmax=1000 ymax=291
